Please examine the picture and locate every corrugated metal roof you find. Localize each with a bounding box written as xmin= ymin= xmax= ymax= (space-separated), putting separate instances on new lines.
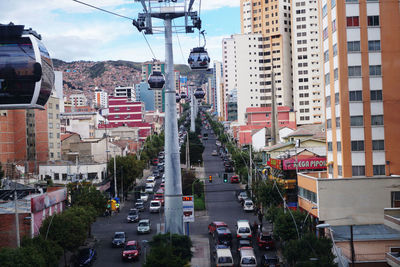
xmin=332 ymin=224 xmax=400 ymax=241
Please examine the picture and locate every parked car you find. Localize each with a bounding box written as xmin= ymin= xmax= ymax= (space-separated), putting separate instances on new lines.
xmin=236 ymin=220 xmax=252 ymax=239
xmin=149 ymin=200 xmax=161 ymax=213
xmin=208 ymin=221 xmax=228 ymax=235
xmin=237 ymin=239 xmax=252 ymax=251
xmin=153 ymin=169 xmax=161 ymax=179
xmin=137 ymin=219 xmax=151 ymax=234
xmin=126 ymin=208 xmax=140 ymax=223
xmin=260 ymin=253 xmax=280 ymax=266
xmin=211 ymin=150 xmax=218 ymax=156
xmin=153 ymin=191 xmax=164 ymax=205
xmin=135 ymin=200 xmax=145 ymax=211
xmin=75 ymin=247 xmax=96 ymax=267
xmin=257 ymin=231 xmax=275 ymax=250
xmin=145 ymin=183 xmax=154 ymax=193
xmin=122 ymin=240 xmax=141 ymax=261
xmin=152 ymin=158 xmax=158 ymax=166
xmin=112 ymin=232 xmax=127 ymax=248
xmin=238 ymin=191 xmax=248 ymax=202
xmin=230 ymin=175 xmax=240 ymax=183
xmin=239 ymin=247 xmax=257 ymax=267
xmin=243 ymin=200 xmax=254 ymax=212
xmin=214 ymin=246 xmax=233 ymax=267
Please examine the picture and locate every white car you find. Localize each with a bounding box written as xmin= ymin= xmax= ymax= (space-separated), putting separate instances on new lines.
xmin=146 ymin=176 xmax=156 ymax=186
xmin=243 ymin=200 xmax=254 ymax=212
xmin=237 ymin=191 xmax=248 ymax=202
xmin=140 ymin=192 xmax=149 ymax=202
xmin=145 ymin=183 xmax=154 ymax=193
xmin=149 ymin=200 xmax=161 ymax=213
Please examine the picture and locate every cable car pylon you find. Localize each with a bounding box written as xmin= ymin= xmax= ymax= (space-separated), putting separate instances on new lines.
xmin=132 ymin=0 xmax=206 ymax=235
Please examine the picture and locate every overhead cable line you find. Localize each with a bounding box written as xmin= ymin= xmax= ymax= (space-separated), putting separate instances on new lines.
xmin=173 ymin=21 xmax=186 ymax=64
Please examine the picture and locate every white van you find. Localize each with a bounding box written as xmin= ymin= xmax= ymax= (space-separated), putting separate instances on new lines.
xmin=239 ymin=247 xmax=257 ymax=267
xmin=215 ymin=247 xmax=233 ymax=267
xmin=236 ymin=220 xmax=252 ymax=239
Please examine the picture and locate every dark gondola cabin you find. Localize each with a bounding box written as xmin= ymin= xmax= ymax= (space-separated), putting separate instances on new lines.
xmin=0 ymin=23 xmax=54 ymax=110
xmin=194 ymin=88 xmax=205 ymax=99
xmin=188 ymin=47 xmax=210 ymax=70
xmin=148 ymin=71 xmax=165 ymax=90
xmin=180 ymin=91 xmax=187 ymax=99
xmin=176 ymin=93 xmax=181 ymax=103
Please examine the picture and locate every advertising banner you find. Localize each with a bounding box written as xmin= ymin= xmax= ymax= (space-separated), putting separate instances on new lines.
xmin=283 ymin=157 xmax=327 ymax=170
xmin=182 ymin=195 xmax=195 ymax=223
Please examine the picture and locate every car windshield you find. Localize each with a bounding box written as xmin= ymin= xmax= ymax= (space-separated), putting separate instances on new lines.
xmin=135 ymin=203 xmax=143 ymax=207
xmin=242 ymin=257 xmax=256 ymax=264
xmin=139 ymin=222 xmax=149 ymax=227
xmin=218 ymin=234 xmax=232 ymax=241
xmin=114 ymin=233 xmax=124 ymax=239
xmin=245 ymin=201 xmax=252 ymax=206
xmin=124 ymin=245 xmax=137 ymax=250
xmin=218 ymin=257 xmax=233 ymax=263
xmin=129 ymin=211 xmax=138 ymax=215
xmin=151 ymin=202 xmax=160 ymax=207
xmin=239 ymin=227 xmax=250 ymax=233
xmin=240 ymin=192 xmax=247 ymax=196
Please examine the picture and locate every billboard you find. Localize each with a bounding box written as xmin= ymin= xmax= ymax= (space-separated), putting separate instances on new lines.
xmin=182 ymin=195 xmax=194 ymax=223
xmin=283 ymin=157 xmax=327 ymax=170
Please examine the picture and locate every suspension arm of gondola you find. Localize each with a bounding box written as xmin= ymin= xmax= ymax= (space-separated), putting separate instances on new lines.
xmin=188 ymin=0 xmax=195 ymax=11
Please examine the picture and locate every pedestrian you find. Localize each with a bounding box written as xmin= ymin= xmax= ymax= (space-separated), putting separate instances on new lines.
xmin=258 ymin=210 xmax=263 ymax=224
xmin=253 ymin=221 xmax=258 ymax=235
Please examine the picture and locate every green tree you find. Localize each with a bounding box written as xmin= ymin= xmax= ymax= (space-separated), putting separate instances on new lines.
xmin=0 ymin=246 xmax=46 ymax=267
xmin=255 ymin=180 xmax=284 ymax=208
xmin=69 ymin=184 xmax=107 ymax=216
xmin=180 ymin=132 xmax=204 ymax=165
xmin=21 ymin=236 xmax=63 ymax=267
xmin=144 ymin=233 xmax=192 ymax=267
xmin=283 ymin=233 xmax=337 ymax=267
xmin=273 ymin=208 xmax=308 ymax=242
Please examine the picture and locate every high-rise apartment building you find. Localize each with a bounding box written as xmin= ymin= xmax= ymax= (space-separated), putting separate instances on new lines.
xmin=69 ymin=94 xmax=87 ymax=107
xmin=212 ymin=61 xmax=224 ymax=120
xmin=114 ymin=86 xmax=135 ymax=101
xmin=47 ymin=93 xmax=61 ymax=161
xmin=292 ymin=0 xmax=324 ymax=125
xmin=94 ymin=87 xmax=109 ymax=108
xmin=240 ymin=0 xmax=294 ymax=110
xmin=141 ymin=60 xmax=165 ymax=112
xmin=322 ymin=0 xmax=400 ymax=178
xmin=136 ymin=82 xmax=154 ymax=111
xmin=222 ymin=37 xmax=237 ymax=120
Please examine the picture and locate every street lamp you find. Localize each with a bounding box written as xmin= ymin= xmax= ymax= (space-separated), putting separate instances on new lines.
xmin=316 ymin=223 xmax=347 ymax=267
xmin=301 ymin=206 xmax=318 ymax=235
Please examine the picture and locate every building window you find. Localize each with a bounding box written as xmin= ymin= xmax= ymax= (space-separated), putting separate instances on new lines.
xmin=351 ymin=140 xmax=364 ymax=151
xmin=369 ymin=65 xmax=382 ymax=76
xmin=326 ymin=95 xmax=331 ymax=106
xmin=331 ymin=0 xmax=336 ymax=8
xmin=373 ymin=165 xmax=385 ymax=175
xmin=338 ymin=165 xmax=342 ymax=176
xmin=49 ymin=143 xmax=54 ymax=148
xmin=323 ymin=27 xmax=329 ymax=40
xmin=332 ymin=19 xmax=337 ymax=32
xmin=372 ymin=140 xmax=385 ymax=150
xmin=336 ymin=117 xmax=341 ymax=128
xmin=348 ymin=66 xmax=362 ymax=77
xmin=346 ymin=0 xmax=359 ymax=2
xmin=352 ymin=166 xmax=365 ymax=176
xmin=328 ymin=164 xmax=333 ymax=174
xmin=324 ymin=50 xmax=329 ymax=62
xmin=337 ymin=141 xmax=342 ymax=151
xmin=371 ymin=115 xmax=384 ymax=125
xmin=350 ymin=115 xmax=364 ymax=126
xmin=333 ymin=44 xmax=338 ymax=57
xmin=49 ymin=132 xmax=53 ymax=139
xmin=54 ymin=173 xmax=60 ymax=180
xmin=347 ymin=16 xmax=360 ymax=27
xmin=49 ymin=122 xmax=53 ymax=129
xmin=48 ymin=113 xmax=53 ymax=119
xmin=322 ymin=4 xmax=328 ymax=17
xmin=391 ymin=192 xmax=400 ymax=208
xmin=368 ymin=40 xmax=381 ymax=51
xmin=334 ymin=68 xmax=339 ymax=80
xmin=349 ymin=91 xmax=363 ymax=101
xmin=370 ymin=90 xmax=383 ymax=101
xmin=327 ymin=119 xmax=332 ymax=129
xmin=325 ymin=73 xmax=330 ymax=85
xmin=335 ymin=92 xmax=340 ymax=104
xmin=348 ymin=41 xmax=361 ymax=52
xmin=328 ymin=141 xmax=333 ymax=151
xmin=299 ymin=187 xmax=317 ymax=203
xmin=367 ymin=16 xmax=380 ymax=26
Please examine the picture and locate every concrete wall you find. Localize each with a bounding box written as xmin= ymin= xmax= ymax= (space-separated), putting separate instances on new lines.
xmin=336 ymin=239 xmax=400 ymax=262
xmin=316 ymin=176 xmax=400 ymax=226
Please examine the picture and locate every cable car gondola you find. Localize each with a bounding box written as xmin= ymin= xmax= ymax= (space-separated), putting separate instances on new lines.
xmin=180 ymin=91 xmax=187 ymax=99
xmin=188 ymin=31 xmax=210 ymax=70
xmin=148 ymin=71 xmax=165 ymax=90
xmin=176 ymin=93 xmax=181 ymax=103
xmin=194 ymin=88 xmax=205 ymax=100
xmin=0 ymin=23 xmax=54 ymax=110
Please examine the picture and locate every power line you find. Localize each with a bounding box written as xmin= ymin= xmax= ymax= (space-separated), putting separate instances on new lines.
xmin=173 ymin=21 xmax=186 ymax=64
xmin=72 ymin=0 xmax=134 ymax=21
xmin=142 ymin=32 xmax=157 ymax=60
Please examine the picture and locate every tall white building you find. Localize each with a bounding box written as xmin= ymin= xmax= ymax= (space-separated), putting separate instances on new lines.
xmin=94 ymin=87 xmax=109 ymax=108
xmin=114 ymin=86 xmax=135 ymax=101
xmin=222 ymin=37 xmax=237 ymax=120
xmin=292 ymin=0 xmax=324 ymax=125
xmin=212 ymin=61 xmax=224 ymax=119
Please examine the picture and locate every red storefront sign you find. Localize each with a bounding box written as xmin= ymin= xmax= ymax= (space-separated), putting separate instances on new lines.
xmin=267 ymin=158 xmax=282 ymax=170
xmin=283 ymin=157 xmax=327 ymax=170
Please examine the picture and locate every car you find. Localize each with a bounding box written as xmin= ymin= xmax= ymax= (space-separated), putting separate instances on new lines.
xmin=152 ymin=158 xmax=159 ymax=166
xmin=76 ymin=247 xmax=96 ymax=267
xmin=112 ymin=232 xmax=127 ymax=248
xmin=257 ymin=232 xmax=274 ymax=250
xmin=135 ymin=200 xmax=145 ymax=211
xmin=260 ymin=253 xmax=280 ymax=266
xmin=137 ymin=219 xmax=151 ymax=234
xmin=230 ymin=175 xmax=240 ymax=183
xmin=240 ymin=247 xmax=257 ymax=267
xmin=146 ymin=176 xmax=156 ymax=183
xmin=122 ymin=240 xmax=141 ymax=261
xmin=161 ymin=175 xmax=165 ymax=183
xmin=160 ymin=183 xmax=165 ymax=190
xmin=126 ymin=208 xmax=140 ymax=223
xmin=153 ymin=169 xmax=161 ymax=179
xmin=224 ymin=164 xmax=234 ymax=173
xmin=153 ymin=191 xmax=164 ymax=205
xmin=140 ymin=192 xmax=149 ymax=202
xmin=214 ymin=227 xmax=232 ymax=247
xmin=211 ymin=150 xmax=218 ymax=156
xmin=238 ymin=191 xmax=248 ymax=202
xmin=208 ymin=221 xmax=228 ymax=235
xmin=237 ymin=239 xmax=252 ymax=251
xmin=149 ymin=200 xmax=162 ymax=213
xmin=236 ymin=220 xmax=252 ymax=239
xmin=145 ymin=183 xmax=154 ymax=193
xmin=243 ymin=200 xmax=254 ymax=212
xmin=214 ymin=246 xmax=233 ymax=267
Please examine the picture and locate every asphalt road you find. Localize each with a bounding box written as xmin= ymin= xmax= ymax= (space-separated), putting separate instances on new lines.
xmin=91 ymin=123 xmax=277 ymax=267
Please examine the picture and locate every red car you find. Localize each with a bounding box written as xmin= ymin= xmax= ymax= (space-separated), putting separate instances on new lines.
xmin=122 ymin=240 xmax=141 ymax=261
xmin=154 ymin=191 xmax=164 ymax=206
xmin=230 ymin=175 xmax=240 ymax=183
xmin=208 ymin=221 xmax=228 ymax=235
xmin=152 ymin=158 xmax=159 ymax=166
xmin=257 ymin=231 xmax=274 ymax=250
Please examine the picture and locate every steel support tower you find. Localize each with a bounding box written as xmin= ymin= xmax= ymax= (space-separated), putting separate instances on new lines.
xmin=133 ymin=0 xmax=201 ymax=235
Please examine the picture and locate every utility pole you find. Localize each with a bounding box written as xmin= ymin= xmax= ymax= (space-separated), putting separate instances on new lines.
xmin=113 ymin=148 xmax=117 ymax=198
xmin=132 ymin=0 xmax=202 ymax=235
xmin=190 ymin=87 xmax=195 ymax=132
xmin=350 ymin=225 xmax=355 ymax=267
xmin=14 ymin=183 xmax=20 ymax=247
xmin=186 ymin=132 xmax=190 ymax=170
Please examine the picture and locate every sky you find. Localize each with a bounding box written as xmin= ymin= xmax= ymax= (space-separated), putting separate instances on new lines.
xmin=0 ymin=0 xmax=241 ymax=65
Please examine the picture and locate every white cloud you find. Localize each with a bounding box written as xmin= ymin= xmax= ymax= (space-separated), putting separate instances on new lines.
xmin=198 ymin=0 xmax=240 ymax=11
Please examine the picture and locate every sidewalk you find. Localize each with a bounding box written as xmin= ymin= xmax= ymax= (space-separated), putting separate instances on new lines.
xmin=190 ymin=235 xmax=210 ymax=267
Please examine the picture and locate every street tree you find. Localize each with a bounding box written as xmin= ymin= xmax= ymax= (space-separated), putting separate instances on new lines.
xmin=255 ymin=180 xmax=284 ymax=208
xmin=273 ymin=208 xmax=308 ymax=242
xmin=21 ymin=236 xmax=63 ymax=267
xmin=69 ymin=184 xmax=107 ymax=216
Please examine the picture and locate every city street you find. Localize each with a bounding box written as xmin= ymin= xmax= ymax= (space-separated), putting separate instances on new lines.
xmin=91 ymin=123 xmax=276 ymax=267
